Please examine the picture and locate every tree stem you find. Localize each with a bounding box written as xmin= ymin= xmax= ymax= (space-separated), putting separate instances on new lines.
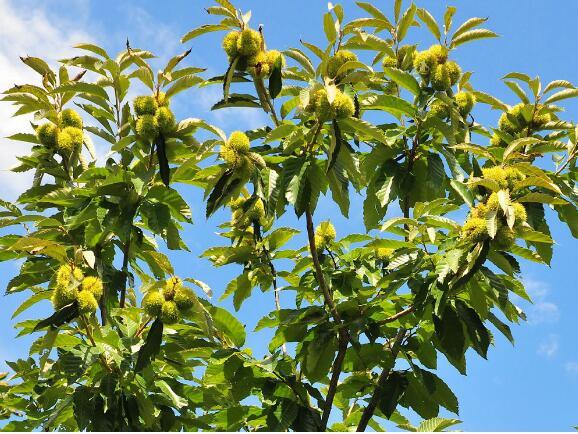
xmin=119 ymin=237 xmax=131 ymax=308
xmin=305 ymin=209 xmax=349 ymax=429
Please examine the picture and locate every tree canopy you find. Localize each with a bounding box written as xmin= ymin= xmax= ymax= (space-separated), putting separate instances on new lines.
xmin=0 ymin=0 xmax=577 ymax=431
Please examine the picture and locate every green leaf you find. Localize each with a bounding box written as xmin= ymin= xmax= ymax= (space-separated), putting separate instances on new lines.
xmin=416 ymin=8 xmax=441 ymax=40
xmin=443 ymin=6 xmax=457 ymax=34
xmin=450 ymin=28 xmax=498 ymax=48
xmin=449 ymin=180 xmax=474 ymax=207
xmin=33 ymin=303 xmax=79 ymax=331
xmin=383 ymin=67 xmax=420 ymax=96
xmin=304 ymin=331 xmax=337 ymax=382
xmin=212 ymin=94 xmax=261 ymax=110
xmin=269 ymin=63 xmax=283 ymax=99
xmin=50 ymin=82 xmax=109 ymax=100
xmin=210 ymin=305 xmax=246 ymax=347
xmin=12 ymin=290 xmax=51 ymax=319
xmin=323 ymin=12 xmax=338 ymax=43
xmin=74 ymin=43 xmax=109 ymax=58
xmin=135 ymin=318 xmax=163 ymax=372
xmin=378 ymin=371 xmax=409 ymax=418
xmin=434 ymin=305 xmax=466 ymax=370
xmin=155 ymin=380 xmax=187 ymax=409
xmin=181 ymin=24 xmax=230 ymax=43
xmin=155 ymin=135 xmax=170 ymax=186
xmin=361 ymin=94 xmax=416 ymax=118
xmin=223 ymin=57 xmax=238 ymax=103
xmin=417 ymin=417 xmax=462 ymax=432
xmin=544 ymin=88 xmax=578 ymax=104
xmin=397 ymin=4 xmax=417 ymax=42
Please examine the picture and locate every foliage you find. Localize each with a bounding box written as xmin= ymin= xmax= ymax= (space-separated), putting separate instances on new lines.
xmin=1 ymin=0 xmax=577 ymax=431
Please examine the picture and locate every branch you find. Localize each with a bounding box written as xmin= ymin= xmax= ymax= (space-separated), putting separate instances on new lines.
xmin=377 ymin=305 xmax=415 ymax=325
xmin=305 ymin=209 xmax=349 ymax=429
xmin=356 ymin=329 xmax=406 ymax=432
xmin=119 ymin=236 xmax=131 ymax=308
xmin=254 ymin=222 xmax=287 ymax=355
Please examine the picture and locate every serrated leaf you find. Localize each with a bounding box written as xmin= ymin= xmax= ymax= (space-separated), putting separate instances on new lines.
xmin=451 ymin=28 xmax=498 ymax=48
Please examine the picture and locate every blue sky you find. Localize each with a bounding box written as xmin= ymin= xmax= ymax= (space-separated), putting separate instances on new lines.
xmin=0 ymin=0 xmax=577 ymax=430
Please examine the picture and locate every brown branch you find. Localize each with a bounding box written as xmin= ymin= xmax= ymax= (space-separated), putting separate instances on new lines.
xmin=377 ymin=305 xmax=415 ymax=325
xmin=305 ymin=209 xmax=349 ymax=429
xmin=356 ymin=329 xmax=406 ymax=432
xmin=119 ymin=237 xmax=131 ymax=308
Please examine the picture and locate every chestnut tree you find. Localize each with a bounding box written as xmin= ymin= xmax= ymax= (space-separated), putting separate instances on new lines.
xmin=1 ymin=0 xmax=577 ymax=431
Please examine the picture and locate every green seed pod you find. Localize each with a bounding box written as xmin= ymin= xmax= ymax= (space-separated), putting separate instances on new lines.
xmin=156 ymin=91 xmax=169 ymax=107
xmin=461 ymin=217 xmax=488 ymax=243
xmin=455 ymin=91 xmax=476 ymax=116
xmin=133 ymin=96 xmax=158 ymax=116
xmin=445 ymin=61 xmax=461 ymax=86
xmin=247 ymin=51 xmax=270 ymax=78
xmin=494 ymin=225 xmax=516 ymax=250
xmin=81 ymin=276 xmax=103 ymax=301
xmin=236 ymin=29 xmax=262 ymax=57
xmin=219 ymin=146 xmax=243 ymax=168
xmin=429 ymin=100 xmax=449 ymax=119
xmin=266 ymin=50 xmax=285 ymax=69
xmin=77 ymin=290 xmax=98 ymax=315
xmin=428 ymin=44 xmax=448 ymax=64
xmin=154 ymin=107 xmax=176 ymax=134
xmin=163 ymin=276 xmax=183 ymax=300
xmin=413 ymin=50 xmax=436 ymax=79
xmin=55 ymin=264 xmax=84 ymax=289
xmin=332 ymin=92 xmax=355 ymax=120
xmin=58 ymin=109 xmax=83 ymax=129
xmin=247 ymin=198 xmax=266 ymax=225
xmin=142 ymin=291 xmax=165 ymax=317
xmin=382 ymin=56 xmax=397 ymax=68
xmin=498 ymin=113 xmax=518 ymax=134
xmin=505 ymin=167 xmax=525 ymax=189
xmin=326 ymin=50 xmax=358 ymax=79
xmin=512 ymin=202 xmax=527 ymax=225
xmin=161 ymin=300 xmax=180 ymax=324
xmin=482 ymin=166 xmax=509 ymax=189
xmin=174 ymin=287 xmax=195 ymax=311
xmin=135 ymin=114 xmax=158 ymax=140
xmin=56 ymin=127 xmax=83 ymax=155
xmin=222 ymin=31 xmax=240 ymax=58
xmin=315 ymin=221 xmax=336 ymax=250
xmin=486 ymin=192 xmax=500 ymax=212
xmin=313 ymin=89 xmax=333 ymax=121
xmin=431 ymin=64 xmax=451 ymax=91
xmin=228 ymin=131 xmax=251 ymax=153
xmin=490 ymin=133 xmax=504 ymax=147
xmin=375 ymin=247 xmax=393 ymax=260
xmin=470 ymin=203 xmax=488 ymax=219
xmin=51 ymin=285 xmax=77 ymax=310
xmin=36 ymin=123 xmax=59 ymax=148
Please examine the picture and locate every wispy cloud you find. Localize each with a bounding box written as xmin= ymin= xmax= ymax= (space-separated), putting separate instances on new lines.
xmin=523 ymin=278 xmax=560 ymax=325
xmin=537 ymin=334 xmax=559 ymax=358
xmin=564 ymin=361 xmax=578 ymax=375
xmin=0 ymin=0 xmax=92 ymax=201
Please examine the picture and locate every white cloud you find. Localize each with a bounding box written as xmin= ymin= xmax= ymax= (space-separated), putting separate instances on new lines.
xmin=0 ymin=0 xmax=92 ymax=201
xmin=523 ymin=278 xmax=560 ymax=325
xmin=537 ymin=334 xmax=559 ymax=358
xmin=564 ymin=361 xmax=578 ymax=375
